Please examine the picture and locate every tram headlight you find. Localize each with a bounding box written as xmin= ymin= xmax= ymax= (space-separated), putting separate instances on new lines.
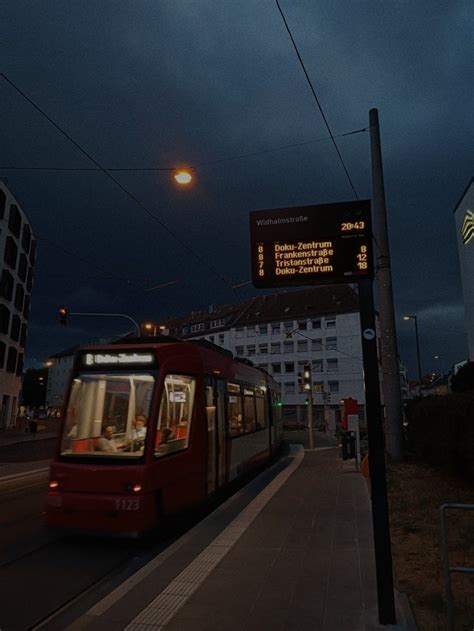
xmin=49 ymin=480 xmax=59 ymax=489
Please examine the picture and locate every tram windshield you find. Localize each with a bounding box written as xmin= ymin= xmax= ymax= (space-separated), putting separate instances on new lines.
xmin=60 ymin=373 xmax=155 ymax=459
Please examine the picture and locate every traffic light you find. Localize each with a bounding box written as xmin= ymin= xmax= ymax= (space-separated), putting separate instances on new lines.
xmin=303 ymin=363 xmax=312 ymax=391
xmin=59 ymin=307 xmax=68 ymax=325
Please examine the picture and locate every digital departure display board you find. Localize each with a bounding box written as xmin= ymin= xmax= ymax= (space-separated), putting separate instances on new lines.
xmin=250 ymin=200 xmax=373 ymax=288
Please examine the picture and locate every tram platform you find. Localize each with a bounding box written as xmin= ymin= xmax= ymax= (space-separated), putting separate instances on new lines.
xmin=69 ymin=445 xmax=416 ymax=631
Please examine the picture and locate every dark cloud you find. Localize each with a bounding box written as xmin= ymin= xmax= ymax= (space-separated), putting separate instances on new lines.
xmin=1 ymin=0 xmax=473 ymax=375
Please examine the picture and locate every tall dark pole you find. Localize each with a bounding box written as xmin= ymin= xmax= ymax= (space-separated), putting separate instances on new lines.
xmin=358 ymin=278 xmax=396 ymax=625
xmin=370 ymin=108 xmax=404 ymax=461
xmin=413 ymin=316 xmax=423 ymax=394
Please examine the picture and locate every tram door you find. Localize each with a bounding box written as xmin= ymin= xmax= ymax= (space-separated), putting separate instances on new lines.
xmin=205 ymin=379 xmax=227 ymax=495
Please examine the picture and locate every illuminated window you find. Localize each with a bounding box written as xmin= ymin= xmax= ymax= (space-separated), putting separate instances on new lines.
xmin=283 ymin=341 xmax=293 ymax=354
xmin=312 ymin=339 xmax=322 ymax=352
xmin=227 ymin=383 xmax=243 ymax=437
xmin=271 ymin=342 xmax=281 ymax=354
xmin=328 ymin=381 xmax=339 ymax=393
xmin=327 ymin=359 xmax=338 ymax=372
xmin=155 ymin=374 xmax=195 ymax=458
xmin=297 ymin=339 xmax=308 ymax=352
xmin=271 ymin=323 xmax=281 ymax=335
xmin=326 ymin=337 xmax=337 ymax=350
xmin=326 ymin=318 xmax=336 ymax=329
xmin=258 ymin=343 xmax=268 ymax=354
xmin=312 ymin=319 xmax=321 ymax=329
xmin=314 ymin=381 xmax=324 ymax=394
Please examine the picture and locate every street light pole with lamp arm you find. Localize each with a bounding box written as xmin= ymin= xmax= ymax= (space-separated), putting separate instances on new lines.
xmin=403 ymin=315 xmax=423 ymax=395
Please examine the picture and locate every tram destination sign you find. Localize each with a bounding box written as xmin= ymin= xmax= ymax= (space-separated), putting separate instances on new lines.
xmin=250 ymin=200 xmax=373 ymax=288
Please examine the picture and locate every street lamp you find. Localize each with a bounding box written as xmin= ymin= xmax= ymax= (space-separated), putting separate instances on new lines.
xmin=173 ymin=169 xmax=193 ymax=185
xmin=403 ymin=315 xmax=423 ymax=395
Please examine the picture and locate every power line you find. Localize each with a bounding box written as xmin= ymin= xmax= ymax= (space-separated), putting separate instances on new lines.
xmin=0 ymin=72 xmax=237 ymax=297
xmin=0 ymin=127 xmax=367 ymax=173
xmin=275 ymin=0 xmax=359 ymax=199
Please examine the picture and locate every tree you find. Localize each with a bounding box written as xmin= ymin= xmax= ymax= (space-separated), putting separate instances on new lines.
xmin=21 ymin=368 xmax=48 ymax=407
xmin=451 ymin=362 xmax=474 ymax=393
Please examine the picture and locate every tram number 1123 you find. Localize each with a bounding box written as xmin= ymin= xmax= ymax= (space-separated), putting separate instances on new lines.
xmin=115 ymin=498 xmax=140 ymax=511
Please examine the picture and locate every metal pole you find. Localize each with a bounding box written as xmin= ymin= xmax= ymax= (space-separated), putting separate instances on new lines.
xmin=69 ymin=312 xmax=141 ymax=337
xmin=369 ymin=108 xmax=404 ymax=461
xmin=358 ymin=278 xmax=396 ymax=625
xmin=413 ymin=316 xmax=423 ymax=395
xmin=308 ymin=375 xmax=314 ymax=450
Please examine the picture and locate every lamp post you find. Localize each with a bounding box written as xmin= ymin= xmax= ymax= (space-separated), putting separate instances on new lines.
xmin=403 ymin=315 xmax=423 ymax=395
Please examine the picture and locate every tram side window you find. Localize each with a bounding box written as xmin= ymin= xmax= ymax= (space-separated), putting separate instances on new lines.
xmin=154 ymin=374 xmax=196 ymax=458
xmin=227 ymin=383 xmax=243 ymax=437
xmin=243 ymin=387 xmax=256 ymax=432
xmin=255 ymin=391 xmax=266 ymax=430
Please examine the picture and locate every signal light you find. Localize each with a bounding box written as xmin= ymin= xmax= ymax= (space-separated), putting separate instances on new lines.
xmin=59 ymin=307 xmax=68 ymax=325
xmin=303 ymin=363 xmax=312 ymax=391
xmin=49 ymin=480 xmax=59 ymax=489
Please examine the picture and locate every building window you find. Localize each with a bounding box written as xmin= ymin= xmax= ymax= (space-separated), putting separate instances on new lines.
xmin=18 ymin=254 xmax=28 ymax=282
xmin=326 ymin=318 xmax=336 ymax=328
xmin=258 ymin=343 xmax=268 ymax=354
xmin=297 ymin=339 xmax=308 ymax=352
xmin=326 ymin=337 xmax=337 ymax=350
xmin=4 ymin=237 xmax=18 ymax=270
xmin=312 ymin=318 xmax=321 ymax=329
xmin=23 ymin=294 xmax=30 ymax=319
xmin=313 ymin=381 xmax=324 ymax=394
xmin=26 ymin=267 xmax=33 ymax=293
xmin=16 ymin=352 xmax=23 ymax=377
xmin=10 ymin=314 xmax=21 ymax=342
xmin=0 ymin=270 xmax=14 ymax=301
xmin=271 ymin=322 xmax=281 ymax=335
xmin=283 ymin=341 xmax=294 ymax=354
xmin=6 ymin=346 xmax=17 ymax=373
xmin=14 ymin=284 xmax=24 ymax=312
xmin=247 ymin=345 xmax=256 ymax=356
xmin=236 ymin=327 xmax=244 ymax=338
xmin=8 ymin=204 xmax=22 ymax=238
xmin=208 ymin=335 xmax=214 ymax=343
xmin=271 ymin=362 xmax=281 ymax=374
xmin=219 ymin=333 xmax=225 ymax=344
xmin=0 ymin=190 xmax=6 ymax=220
xmin=210 ymin=318 xmax=224 ymax=328
xmin=312 ymin=359 xmax=323 ymax=372
xmin=22 ymin=224 xmax=31 ymax=254
xmin=30 ymin=240 xmax=36 ymax=265
xmin=271 ymin=342 xmax=281 ymax=354
xmin=0 ymin=342 xmax=5 ymax=368
xmin=258 ymin=324 xmax=268 ymax=335
xmin=328 ymin=381 xmax=339 ymax=393
xmin=258 ymin=363 xmax=268 ymax=372
xmin=298 ymin=320 xmax=307 ymax=330
xmin=247 ymin=326 xmax=256 ymax=337
xmin=190 ymin=322 xmax=205 ymax=332
xmin=0 ymin=305 xmax=10 ymax=334
xmin=284 ymin=321 xmax=293 ymax=333
xmin=284 ymin=381 xmax=295 ymax=395
xmin=20 ymin=323 xmax=27 ymax=347
xmin=182 ymin=326 xmax=188 ymax=335
xmin=284 ymin=361 xmax=294 ymax=373
xmin=235 ymin=346 xmax=244 ymax=357
xmin=327 ymin=358 xmax=338 ymax=372
xmin=312 ymin=338 xmax=322 ymax=352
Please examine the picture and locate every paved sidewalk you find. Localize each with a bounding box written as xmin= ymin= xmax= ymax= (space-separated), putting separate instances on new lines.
xmin=0 ymin=430 xmax=58 ymax=447
xmin=69 ymin=447 xmax=415 ymax=631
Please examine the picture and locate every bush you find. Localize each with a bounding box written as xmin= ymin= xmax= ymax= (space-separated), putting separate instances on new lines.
xmin=406 ymin=393 xmax=474 ymax=482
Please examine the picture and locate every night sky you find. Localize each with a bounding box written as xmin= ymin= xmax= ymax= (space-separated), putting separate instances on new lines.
xmin=2 ymin=1 xmax=473 ymax=377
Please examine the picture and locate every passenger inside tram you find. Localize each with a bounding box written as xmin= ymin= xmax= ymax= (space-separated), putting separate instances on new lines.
xmin=96 ymin=426 xmax=126 ymax=453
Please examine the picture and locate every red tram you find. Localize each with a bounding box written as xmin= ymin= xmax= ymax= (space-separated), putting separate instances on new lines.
xmin=46 ymin=339 xmax=283 ymax=535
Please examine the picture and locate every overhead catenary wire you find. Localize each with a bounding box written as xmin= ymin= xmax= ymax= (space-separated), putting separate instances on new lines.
xmin=0 ymin=72 xmax=237 ymax=299
xmin=275 ymin=0 xmax=359 ymax=200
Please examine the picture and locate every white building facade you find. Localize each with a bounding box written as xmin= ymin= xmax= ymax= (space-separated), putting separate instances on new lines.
xmin=167 ymin=286 xmax=366 ymax=425
xmin=0 ymin=180 xmax=36 ymax=428
xmin=454 ymin=177 xmax=474 ymax=360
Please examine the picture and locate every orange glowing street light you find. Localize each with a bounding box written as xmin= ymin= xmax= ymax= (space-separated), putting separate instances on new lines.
xmin=174 ymin=169 xmax=193 ymax=185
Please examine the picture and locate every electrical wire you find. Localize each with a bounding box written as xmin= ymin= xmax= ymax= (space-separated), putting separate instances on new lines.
xmin=275 ymin=0 xmax=359 ymax=199
xmin=0 ymin=72 xmax=237 ymax=298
